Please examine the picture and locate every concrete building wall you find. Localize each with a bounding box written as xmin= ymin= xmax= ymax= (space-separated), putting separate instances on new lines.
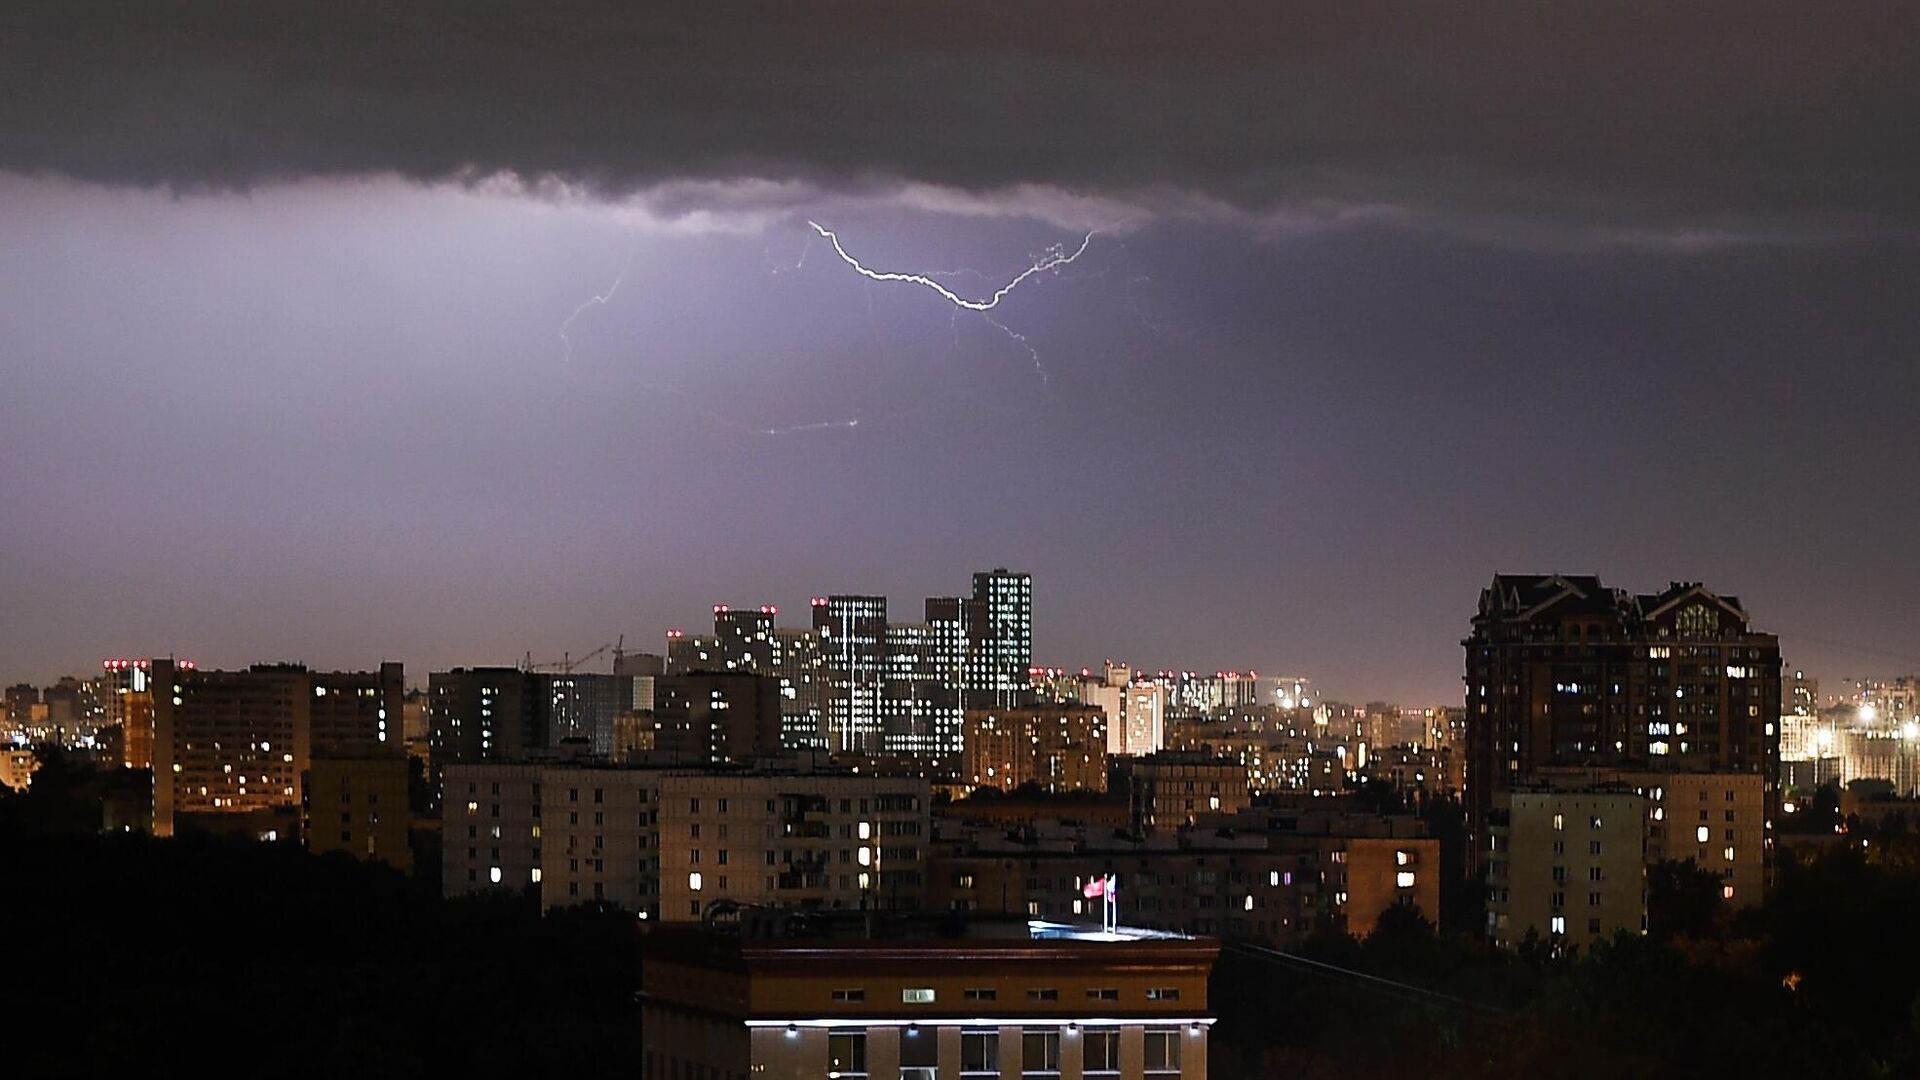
xmin=1488 ymin=790 xmax=1646 ymax=951
xmin=1625 ymin=770 xmax=1767 ymax=906
xmin=307 ymin=753 xmax=411 ymax=871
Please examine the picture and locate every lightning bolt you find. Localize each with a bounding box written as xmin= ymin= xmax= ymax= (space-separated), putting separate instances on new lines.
xmin=806 ymin=221 xmax=1095 ymax=312
xmin=569 ymin=222 xmax=1105 ymax=437
xmin=559 ymin=233 xmax=637 ymax=370
xmin=806 ymin=220 xmax=1097 ymax=386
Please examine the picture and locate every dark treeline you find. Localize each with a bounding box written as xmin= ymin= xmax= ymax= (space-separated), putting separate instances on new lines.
xmin=0 ymin=760 xmax=642 ymax=1080
xmin=1213 ymin=830 xmax=1920 ymax=1078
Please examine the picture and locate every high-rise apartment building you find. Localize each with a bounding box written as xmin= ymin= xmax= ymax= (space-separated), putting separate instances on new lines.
xmin=968 ymin=568 xmax=1032 ymax=708
xmin=1124 ymin=682 xmax=1169 ymax=757
xmin=879 ymin=598 xmax=981 ymax=758
xmin=665 ymin=629 xmax=721 ymax=674
xmin=427 ymin=667 xmax=542 ymax=771
xmin=653 ymin=672 xmax=785 ymax=762
xmin=962 ymin=704 xmax=1108 ymax=794
xmin=542 ymin=671 xmax=637 ymax=754
xmin=1080 ymin=663 xmax=1129 ymax=753
xmin=814 ymin=595 xmax=888 ymax=753
xmin=773 ymin=628 xmax=825 ymax=750
xmin=310 ymin=662 xmax=405 ymax=754
xmin=102 ymin=658 xmax=167 ymax=769
xmin=148 ymin=661 xmax=399 ymax=837
xmin=1464 ymin=575 xmax=1781 ymax=863
xmin=712 ymin=605 xmax=779 ymax=672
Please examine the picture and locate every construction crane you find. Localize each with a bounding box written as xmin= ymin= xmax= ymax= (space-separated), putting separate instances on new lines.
xmin=521 ymin=636 xmax=622 ymax=676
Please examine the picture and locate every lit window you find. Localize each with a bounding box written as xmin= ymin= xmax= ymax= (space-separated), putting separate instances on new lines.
xmin=901 ymin=988 xmax=935 ymax=1003
xmin=1397 ymin=871 xmax=1416 ymax=888
xmin=689 ymin=872 xmax=703 ymax=891
xmin=828 ymin=1031 xmax=867 ymax=1079
xmin=1697 ymin=826 xmax=1711 ymax=843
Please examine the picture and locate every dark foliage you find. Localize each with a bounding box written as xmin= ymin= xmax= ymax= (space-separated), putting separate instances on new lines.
xmin=0 ymin=821 xmax=641 ymax=1079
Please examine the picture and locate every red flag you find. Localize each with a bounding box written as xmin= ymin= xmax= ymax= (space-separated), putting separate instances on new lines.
xmin=1083 ymin=876 xmax=1106 ymax=899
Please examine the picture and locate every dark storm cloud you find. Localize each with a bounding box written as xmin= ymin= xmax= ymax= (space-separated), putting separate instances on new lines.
xmin=1 ymin=1 xmax=1912 ymax=240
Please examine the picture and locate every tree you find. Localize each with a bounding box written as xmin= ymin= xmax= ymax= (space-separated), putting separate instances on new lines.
xmin=1646 ymin=858 xmax=1724 ymax=940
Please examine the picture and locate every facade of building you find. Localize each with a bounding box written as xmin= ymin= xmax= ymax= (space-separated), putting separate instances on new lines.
xmin=306 ymin=752 xmax=411 ymax=871
xmin=928 ymin=811 xmax=1439 ymax=943
xmin=1080 ymin=665 xmax=1128 ymax=754
xmin=310 ymin=662 xmax=405 ymax=754
xmin=1117 ymin=755 xmax=1251 ymax=829
xmin=146 ymin=660 xmax=403 ymax=837
xmin=639 ymin=922 xmax=1219 ymax=1080
xmin=962 ymin=705 xmax=1109 ymax=795
xmin=443 ymin=763 xmax=930 ymax=920
xmin=1464 ymin=575 xmax=1782 ymax=867
xmin=1166 ymin=711 xmax=1347 ymax=796
xmin=816 ymin=595 xmax=889 ymax=754
xmin=1622 ymin=770 xmax=1765 ymax=907
xmin=773 ymin=627 xmax=826 ymax=750
xmin=665 ymin=628 xmax=722 ymax=674
xmin=542 ymin=671 xmax=637 ymax=754
xmin=878 ymin=597 xmax=981 ymax=758
xmin=713 ymin=606 xmax=779 ymax=673
xmin=1485 ymin=787 xmax=1647 ymax=951
xmin=969 ymin=569 xmax=1033 ymax=709
xmin=427 ymin=667 xmax=542 ymax=771
xmin=1121 ymin=684 xmax=1168 ymax=759
xmin=1 ymin=747 xmax=37 ymax=792
xmin=102 ymin=658 xmax=163 ymax=769
xmin=653 ymin=672 xmax=785 ymax=763
xmin=150 ymin=661 xmax=299 ymax=837
xmin=1362 ymin=743 xmax=1463 ymax=797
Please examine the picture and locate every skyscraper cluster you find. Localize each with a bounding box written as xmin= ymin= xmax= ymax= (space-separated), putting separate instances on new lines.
xmin=660 ymin=568 xmax=1033 ymax=758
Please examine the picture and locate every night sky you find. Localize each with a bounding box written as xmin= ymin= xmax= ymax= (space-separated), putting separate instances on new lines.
xmin=2 ymin=2 xmax=1915 ymax=702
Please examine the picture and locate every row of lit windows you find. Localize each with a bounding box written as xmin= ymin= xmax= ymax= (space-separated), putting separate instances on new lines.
xmin=820 ymin=1026 xmax=1180 ymax=1079
xmin=829 ymin=986 xmax=1180 ymax=1005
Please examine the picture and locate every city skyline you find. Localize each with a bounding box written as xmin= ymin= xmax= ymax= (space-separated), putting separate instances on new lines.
xmin=3 ymin=6 xmax=1916 ymax=706
xmin=1 ymin=567 xmax=1906 ymax=707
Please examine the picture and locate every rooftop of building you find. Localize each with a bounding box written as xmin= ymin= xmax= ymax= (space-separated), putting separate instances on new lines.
xmin=641 ymin=911 xmax=1211 ymax=971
